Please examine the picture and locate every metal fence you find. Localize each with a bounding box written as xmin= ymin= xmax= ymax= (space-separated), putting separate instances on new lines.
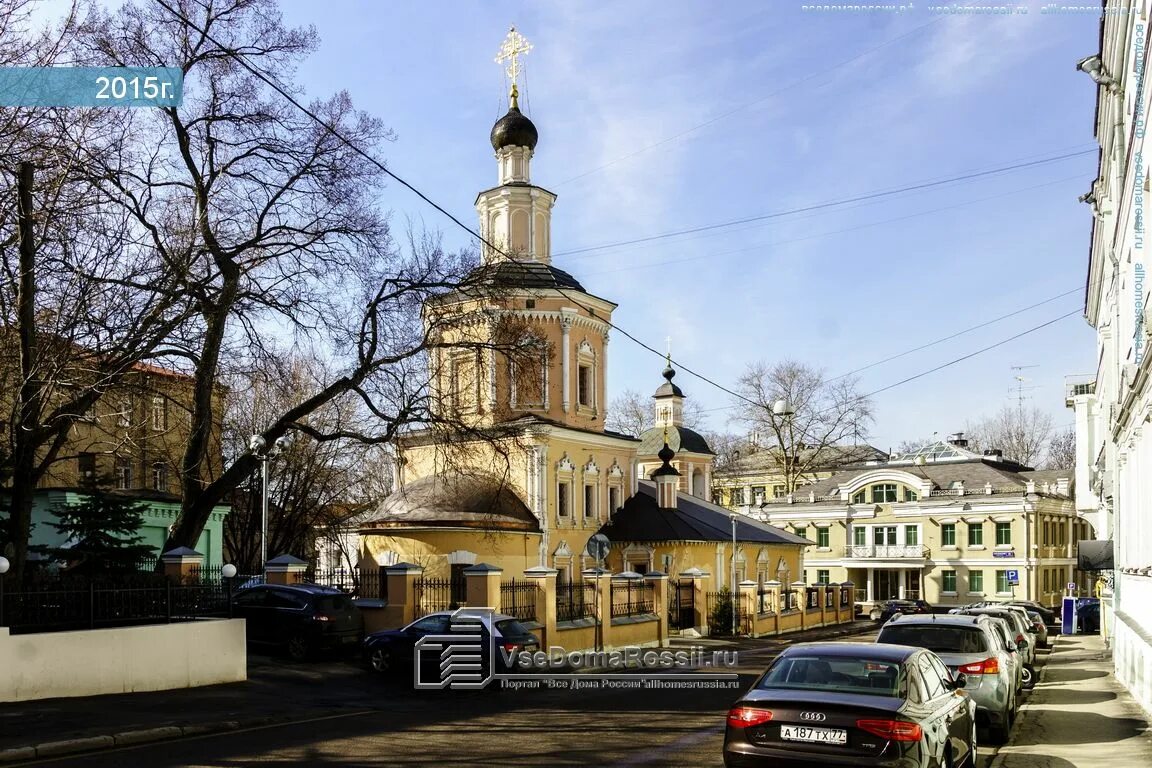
xmin=555 ymin=580 xmax=596 ymax=622
xmin=500 ymin=579 xmax=539 ymax=623
xmin=669 ymin=579 xmax=695 ymax=631
xmin=413 ymin=576 xmax=465 ymax=618
xmin=0 ymin=577 xmax=232 ymax=635
xmin=610 ymin=580 xmax=654 ymax=618
xmin=705 ymin=590 xmax=752 ymax=635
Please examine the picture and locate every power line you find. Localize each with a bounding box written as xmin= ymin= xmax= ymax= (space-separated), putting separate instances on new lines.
xmin=553 ymin=17 xmax=945 ymax=187
xmin=154 ymin=1 xmax=1091 ymax=421
xmin=553 ymin=149 xmax=1095 ymax=259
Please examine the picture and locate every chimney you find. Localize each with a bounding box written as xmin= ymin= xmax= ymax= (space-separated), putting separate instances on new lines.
xmin=1056 ymin=477 xmax=1071 ymax=496
xmin=947 ymin=432 xmax=969 ymax=448
xmin=983 ymin=449 xmax=1003 ymax=461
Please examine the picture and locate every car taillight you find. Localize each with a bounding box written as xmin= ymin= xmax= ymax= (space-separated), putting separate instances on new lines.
xmin=727 ymin=707 xmax=773 ymax=728
xmin=856 ymin=719 xmax=923 ymax=741
xmin=959 ymin=658 xmax=999 ymax=675
xmin=312 ymin=614 xmax=331 ymax=622
xmin=502 ymin=642 xmax=520 ymax=652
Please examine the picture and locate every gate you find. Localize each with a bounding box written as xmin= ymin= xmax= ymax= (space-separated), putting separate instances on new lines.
xmin=668 ymin=579 xmax=696 ymax=631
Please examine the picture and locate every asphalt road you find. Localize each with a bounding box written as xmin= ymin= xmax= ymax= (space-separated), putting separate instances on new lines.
xmin=18 ymin=628 xmax=1027 ymax=768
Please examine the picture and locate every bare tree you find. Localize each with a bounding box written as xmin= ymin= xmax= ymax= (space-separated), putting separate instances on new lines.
xmin=965 ymin=405 xmax=1054 ymax=468
xmin=605 ymin=388 xmax=706 ymax=436
xmin=66 ymin=0 xmax=536 ymax=556
xmin=1044 ymin=426 xmax=1076 ymax=471
xmin=729 ymin=360 xmax=874 ymax=493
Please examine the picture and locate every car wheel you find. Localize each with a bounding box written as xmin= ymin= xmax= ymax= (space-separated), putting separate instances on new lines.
xmin=963 ymin=721 xmax=979 ymax=767
xmin=286 ymin=633 xmax=311 ymax=662
xmin=870 ymin=609 xmax=882 ymax=621
xmin=368 ymin=647 xmax=393 ymax=674
xmin=989 ymin=707 xmax=1012 ymax=745
xmin=1021 ymin=664 xmax=1034 ymax=688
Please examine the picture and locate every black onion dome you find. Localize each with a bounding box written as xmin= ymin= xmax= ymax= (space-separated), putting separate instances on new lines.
xmin=654 ymin=362 xmax=685 ymax=398
xmin=658 ymin=442 xmax=675 ymax=464
xmin=490 ymin=105 xmax=538 ymax=151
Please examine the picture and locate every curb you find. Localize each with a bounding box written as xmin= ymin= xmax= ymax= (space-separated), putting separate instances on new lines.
xmin=987 ymin=633 xmax=1062 ymax=768
xmin=0 ymin=718 xmax=272 ymax=764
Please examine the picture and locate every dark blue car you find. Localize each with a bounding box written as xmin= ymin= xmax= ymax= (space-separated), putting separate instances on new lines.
xmin=363 ymin=610 xmax=539 ymax=679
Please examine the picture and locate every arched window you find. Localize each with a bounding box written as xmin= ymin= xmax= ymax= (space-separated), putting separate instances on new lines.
xmin=852 ymin=482 xmax=919 ymax=505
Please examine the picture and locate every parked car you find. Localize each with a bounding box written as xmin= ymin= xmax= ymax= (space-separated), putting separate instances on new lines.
xmin=723 ymin=641 xmax=977 ymax=768
xmin=363 ymin=610 xmax=539 ymax=680
xmin=1003 ymin=600 xmax=1057 ymax=626
xmin=1024 ymin=610 xmax=1049 ymax=648
xmin=231 ymin=583 xmax=364 ymax=661
xmin=869 ymin=599 xmax=933 ymax=623
xmin=951 ymin=608 xmax=1033 ymax=688
xmin=876 ymin=613 xmax=1018 ymax=744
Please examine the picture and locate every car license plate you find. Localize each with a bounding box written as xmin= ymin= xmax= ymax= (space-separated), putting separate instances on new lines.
xmin=341 ymin=635 xmax=358 ymax=644
xmin=780 ymin=725 xmax=847 ymax=745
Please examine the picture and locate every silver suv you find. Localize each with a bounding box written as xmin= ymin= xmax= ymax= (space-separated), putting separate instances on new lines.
xmin=952 ymin=607 xmax=1036 ymax=687
xmin=877 ymin=613 xmax=1018 ymax=744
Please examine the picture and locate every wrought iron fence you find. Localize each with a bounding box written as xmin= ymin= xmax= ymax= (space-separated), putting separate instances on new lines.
xmin=705 ymin=590 xmax=751 ymax=635
xmin=0 ymin=578 xmax=232 ymax=635
xmin=413 ymin=576 xmax=465 ymax=618
xmin=669 ymin=579 xmax=695 ymax=630
xmin=610 ymin=580 xmax=654 ymax=618
xmin=555 ymin=580 xmax=596 ymax=622
xmin=500 ymin=579 xmax=539 ymax=623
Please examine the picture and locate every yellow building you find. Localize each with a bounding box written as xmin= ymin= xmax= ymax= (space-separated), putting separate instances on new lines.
xmin=357 ymin=48 xmax=810 ymax=592
xmin=751 ymin=438 xmax=1093 ymax=611
xmin=711 ymin=443 xmax=886 ymax=509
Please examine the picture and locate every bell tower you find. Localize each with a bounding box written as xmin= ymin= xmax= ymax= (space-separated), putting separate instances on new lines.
xmin=476 ymin=27 xmax=556 ymax=265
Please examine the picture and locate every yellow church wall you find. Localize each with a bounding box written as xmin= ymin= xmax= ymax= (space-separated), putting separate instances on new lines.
xmin=606 ymin=541 xmax=806 ymax=588
xmin=361 ymin=530 xmax=540 ymax=577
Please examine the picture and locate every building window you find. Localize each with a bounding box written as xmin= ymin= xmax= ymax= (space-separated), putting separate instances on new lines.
xmin=1043 ymin=521 xmax=1050 ymax=546
xmin=712 ymin=491 xmax=724 ymax=506
xmin=751 ymin=485 xmax=766 ymax=503
xmin=852 ymin=489 xmax=867 ymax=504
xmin=967 ymin=522 xmax=984 ymax=547
xmin=816 ymin=569 xmax=830 ymax=584
xmin=557 ymin=481 xmax=571 ymax=519
xmin=773 ymin=484 xmax=786 ymax=498
xmin=730 ymin=488 xmax=744 ymax=506
xmin=117 ymin=397 xmax=132 ymax=427
xmin=816 ymin=528 xmax=830 ymax=548
xmin=609 ymin=486 xmax=622 ymax=515
xmin=151 ymin=396 xmax=167 ymax=431
xmin=871 ymin=484 xmax=897 ymax=503
xmin=577 ymin=364 xmax=592 ymax=407
xmin=151 ymin=462 xmax=168 ymax=492
xmin=905 ymin=526 xmax=919 ymax=547
xmin=996 ymin=570 xmax=1012 ymax=594
xmin=77 ymin=453 xmax=96 ymax=483
xmin=941 ymin=523 xmax=956 ymax=547
xmin=114 ymin=457 xmax=132 ymax=490
xmin=903 ymin=487 xmax=919 ymax=502
xmin=794 ymin=526 xmax=807 ymax=541
xmin=583 ymin=484 xmax=597 ymax=519
xmin=853 ymin=527 xmax=866 ymax=546
xmin=996 ymin=521 xmax=1012 ymax=546
xmin=969 ymin=570 xmax=984 ymax=594
xmin=942 ymin=570 xmax=957 ymax=593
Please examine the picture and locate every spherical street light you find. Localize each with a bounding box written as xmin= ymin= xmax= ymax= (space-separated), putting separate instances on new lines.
xmin=221 ymin=563 xmax=238 ymax=579
xmin=0 ymin=556 xmax=9 ymax=575
xmin=772 ymin=399 xmax=795 ymax=417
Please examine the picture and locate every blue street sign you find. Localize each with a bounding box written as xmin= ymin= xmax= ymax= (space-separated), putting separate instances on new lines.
xmin=1006 ymin=569 xmax=1019 ymax=585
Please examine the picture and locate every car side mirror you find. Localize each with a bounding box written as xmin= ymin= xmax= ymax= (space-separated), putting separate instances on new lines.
xmin=1005 ymin=642 xmax=1017 ymax=653
xmin=1018 ymin=640 xmax=1028 ymax=650
xmin=950 ymin=673 xmax=967 ymax=690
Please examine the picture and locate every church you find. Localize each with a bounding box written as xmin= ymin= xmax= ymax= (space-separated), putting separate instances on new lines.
xmin=356 ymin=29 xmax=808 ymax=595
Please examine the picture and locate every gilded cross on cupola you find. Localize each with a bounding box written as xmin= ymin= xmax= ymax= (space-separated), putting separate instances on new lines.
xmin=495 ymin=26 xmax=533 ymax=104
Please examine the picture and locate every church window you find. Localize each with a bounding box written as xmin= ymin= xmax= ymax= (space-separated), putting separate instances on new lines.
xmin=609 ymin=485 xmax=622 ymax=515
xmin=557 ymin=481 xmax=571 ymax=518
xmin=577 ymin=364 xmax=592 ymax=407
xmin=583 ymin=483 xmax=597 ymax=519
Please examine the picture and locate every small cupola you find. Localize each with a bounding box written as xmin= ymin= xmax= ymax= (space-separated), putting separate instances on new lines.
xmin=653 ymin=354 xmax=686 ymax=429
xmin=650 ymin=432 xmax=681 ymax=509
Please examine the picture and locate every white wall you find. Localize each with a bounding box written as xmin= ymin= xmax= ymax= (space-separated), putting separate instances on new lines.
xmin=0 ymin=619 xmax=247 ymax=702
xmin=1114 ymin=575 xmax=1152 ymax=717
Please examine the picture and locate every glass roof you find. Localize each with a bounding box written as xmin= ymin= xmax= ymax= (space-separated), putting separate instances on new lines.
xmin=889 ymin=441 xmax=978 ymax=463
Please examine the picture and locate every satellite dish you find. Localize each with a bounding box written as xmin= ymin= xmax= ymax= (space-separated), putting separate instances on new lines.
xmin=587 ymin=534 xmax=611 ymax=562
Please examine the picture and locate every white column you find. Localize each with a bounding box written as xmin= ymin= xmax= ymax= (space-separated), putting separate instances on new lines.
xmin=600 ymin=329 xmax=609 ymax=417
xmin=561 ymin=314 xmax=573 ymax=413
xmin=687 ymin=464 xmax=695 ymax=497
xmin=898 ymin=570 xmax=907 ymax=600
xmin=488 ymin=348 xmax=497 ymax=412
xmin=866 ymin=568 xmax=874 ymax=603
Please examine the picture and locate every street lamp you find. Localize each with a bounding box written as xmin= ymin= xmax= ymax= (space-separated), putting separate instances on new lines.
xmin=249 ymin=435 xmax=288 ymax=570
xmin=0 ymin=556 xmax=9 ymax=628
xmin=730 ymin=513 xmax=738 ymax=636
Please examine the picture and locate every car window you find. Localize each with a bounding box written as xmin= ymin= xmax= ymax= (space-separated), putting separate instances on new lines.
xmin=410 ymin=615 xmax=451 ymax=634
xmin=267 ymin=590 xmax=308 ymax=609
xmin=879 ymin=625 xmax=988 ymax=654
xmin=758 ymin=655 xmax=903 ymax=697
xmin=988 ymin=621 xmax=1014 ymax=650
xmin=234 ymin=589 xmax=267 ymax=607
xmin=917 ymin=655 xmax=946 ymax=699
xmin=315 ymin=595 xmax=351 ymax=613
xmin=927 ymin=653 xmax=955 ymax=688
xmin=495 ymin=618 xmax=529 ymax=637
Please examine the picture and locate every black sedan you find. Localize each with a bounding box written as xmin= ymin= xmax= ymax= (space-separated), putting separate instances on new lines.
xmin=231 ymin=583 xmax=363 ymax=661
xmin=870 ymin=599 xmax=934 ymax=623
xmin=724 ymin=642 xmax=977 ymax=768
xmin=364 ymin=610 xmax=539 ymax=681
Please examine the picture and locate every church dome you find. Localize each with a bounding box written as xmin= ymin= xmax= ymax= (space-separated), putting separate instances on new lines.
xmin=359 ymin=474 xmax=540 ymax=532
xmin=490 ymin=105 xmax=538 ymax=151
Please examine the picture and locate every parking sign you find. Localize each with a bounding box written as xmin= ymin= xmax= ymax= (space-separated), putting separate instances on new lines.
xmin=1006 ymin=569 xmax=1019 ymax=585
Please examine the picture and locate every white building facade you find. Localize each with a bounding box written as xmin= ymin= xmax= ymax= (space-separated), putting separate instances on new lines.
xmin=1073 ymin=0 xmax=1152 ymax=717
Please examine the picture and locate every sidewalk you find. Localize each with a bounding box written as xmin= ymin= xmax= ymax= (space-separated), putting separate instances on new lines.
xmin=992 ymin=632 xmax=1152 ymax=768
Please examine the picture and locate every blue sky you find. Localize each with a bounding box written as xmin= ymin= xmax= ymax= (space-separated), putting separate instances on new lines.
xmin=277 ymin=1 xmax=1102 ymax=452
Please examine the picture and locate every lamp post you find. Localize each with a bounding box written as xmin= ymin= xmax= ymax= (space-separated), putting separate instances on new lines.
xmin=249 ymin=435 xmax=287 ymax=571
xmin=730 ymin=513 xmax=738 ymax=636
xmin=772 ymin=398 xmax=796 ymax=493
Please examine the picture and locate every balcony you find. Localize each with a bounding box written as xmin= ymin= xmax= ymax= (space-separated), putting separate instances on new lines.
xmin=1065 ymin=374 xmax=1096 ymax=405
xmin=843 ymin=545 xmax=929 ymax=560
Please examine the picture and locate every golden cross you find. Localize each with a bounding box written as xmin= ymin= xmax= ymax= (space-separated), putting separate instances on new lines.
xmin=495 ymin=26 xmax=533 ymax=94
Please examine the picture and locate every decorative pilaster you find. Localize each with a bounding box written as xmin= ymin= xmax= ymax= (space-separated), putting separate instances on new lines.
xmin=560 ymin=312 xmax=574 ymax=412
